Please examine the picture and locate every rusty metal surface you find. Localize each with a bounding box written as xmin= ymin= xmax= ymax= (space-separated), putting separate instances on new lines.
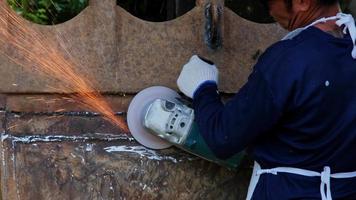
xmin=1 ymin=140 xmax=252 ymax=200
xmin=0 ymin=0 xmax=286 ymax=94
xmin=6 ymin=94 xmax=131 ymax=113
xmin=0 ymin=94 xmax=253 ymax=200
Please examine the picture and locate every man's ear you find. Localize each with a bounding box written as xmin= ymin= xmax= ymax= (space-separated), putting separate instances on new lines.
xmin=292 ymin=0 xmax=312 ymax=12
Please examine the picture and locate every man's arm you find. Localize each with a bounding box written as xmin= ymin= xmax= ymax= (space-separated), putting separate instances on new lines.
xmin=193 ymin=69 xmax=282 ymax=159
xmin=177 ymin=55 xmax=285 ymax=159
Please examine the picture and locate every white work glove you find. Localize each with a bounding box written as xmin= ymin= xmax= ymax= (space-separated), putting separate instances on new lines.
xmin=177 ymin=55 xmax=218 ymax=98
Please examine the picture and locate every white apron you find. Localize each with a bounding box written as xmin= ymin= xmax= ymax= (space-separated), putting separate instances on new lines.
xmin=246 ymin=162 xmax=356 ymax=200
xmin=246 ymin=13 xmax=356 ymax=200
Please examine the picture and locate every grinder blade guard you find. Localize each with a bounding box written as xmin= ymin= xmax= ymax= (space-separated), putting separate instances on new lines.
xmin=128 ymin=86 xmax=244 ymax=169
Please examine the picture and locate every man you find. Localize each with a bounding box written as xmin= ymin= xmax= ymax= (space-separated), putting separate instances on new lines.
xmin=177 ymin=0 xmax=356 ymax=199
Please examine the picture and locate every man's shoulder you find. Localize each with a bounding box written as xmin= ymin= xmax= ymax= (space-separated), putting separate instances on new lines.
xmin=256 ymin=38 xmax=317 ymax=74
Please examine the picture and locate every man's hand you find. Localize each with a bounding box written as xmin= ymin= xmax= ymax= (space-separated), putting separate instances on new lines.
xmin=177 ymin=55 xmax=219 ymax=98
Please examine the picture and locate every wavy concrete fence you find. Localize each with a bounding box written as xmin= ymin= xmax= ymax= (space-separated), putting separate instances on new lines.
xmin=0 ymin=0 xmax=285 ymax=93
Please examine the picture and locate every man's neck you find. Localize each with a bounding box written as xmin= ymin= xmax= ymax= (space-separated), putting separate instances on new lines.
xmin=313 ymin=4 xmax=343 ymax=37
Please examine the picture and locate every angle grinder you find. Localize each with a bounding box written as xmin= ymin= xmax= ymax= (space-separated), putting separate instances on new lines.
xmin=127 ymin=86 xmax=244 ymax=169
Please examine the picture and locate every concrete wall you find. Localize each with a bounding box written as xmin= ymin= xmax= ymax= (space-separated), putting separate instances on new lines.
xmin=0 ymin=0 xmax=285 ymax=94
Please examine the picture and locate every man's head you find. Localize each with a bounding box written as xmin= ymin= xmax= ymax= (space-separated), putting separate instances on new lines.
xmin=266 ymin=0 xmax=340 ymax=30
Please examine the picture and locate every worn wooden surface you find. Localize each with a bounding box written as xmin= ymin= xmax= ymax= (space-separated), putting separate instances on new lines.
xmin=0 ymin=94 xmax=253 ymax=200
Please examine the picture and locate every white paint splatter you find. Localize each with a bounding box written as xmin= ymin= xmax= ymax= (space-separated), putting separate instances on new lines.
xmin=3 ymin=133 xmax=133 ymax=144
xmin=1 ymin=134 xmax=9 ymax=142
xmin=85 ymin=143 xmax=94 ymax=152
xmin=10 ymin=135 xmax=91 ymax=143
xmin=104 ymin=145 xmax=178 ymax=163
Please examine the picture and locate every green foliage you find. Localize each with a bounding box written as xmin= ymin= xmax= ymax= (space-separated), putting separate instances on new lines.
xmin=7 ymin=0 xmax=88 ymax=25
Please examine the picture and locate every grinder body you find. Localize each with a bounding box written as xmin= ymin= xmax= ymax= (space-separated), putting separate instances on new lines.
xmin=143 ymin=98 xmax=244 ymax=169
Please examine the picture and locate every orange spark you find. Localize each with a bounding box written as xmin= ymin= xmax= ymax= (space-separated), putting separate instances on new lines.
xmin=0 ymin=3 xmax=128 ymax=132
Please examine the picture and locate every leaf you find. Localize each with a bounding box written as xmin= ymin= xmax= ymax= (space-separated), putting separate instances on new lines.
xmin=7 ymin=0 xmax=88 ymax=25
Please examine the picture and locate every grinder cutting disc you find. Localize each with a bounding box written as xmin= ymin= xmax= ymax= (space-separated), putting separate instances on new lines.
xmin=127 ymin=86 xmax=180 ymax=149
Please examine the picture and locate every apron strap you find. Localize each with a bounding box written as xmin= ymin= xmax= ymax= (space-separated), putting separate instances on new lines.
xmin=255 ymin=164 xmax=356 ymax=200
xmin=282 ymin=13 xmax=356 ymax=59
xmin=320 ymin=167 xmax=332 ymax=200
xmin=334 ymin=13 xmax=356 ymax=59
xmin=246 ymin=161 xmax=261 ymax=200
